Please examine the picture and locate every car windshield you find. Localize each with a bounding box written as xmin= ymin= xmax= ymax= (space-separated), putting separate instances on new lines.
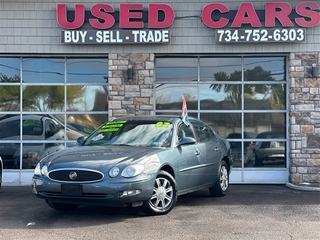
xmin=83 ymin=120 xmax=173 ymax=147
xmin=0 ymin=118 xmax=43 ymax=138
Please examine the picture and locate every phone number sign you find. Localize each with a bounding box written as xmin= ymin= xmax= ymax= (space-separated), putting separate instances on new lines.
xmin=216 ymin=28 xmax=306 ymax=43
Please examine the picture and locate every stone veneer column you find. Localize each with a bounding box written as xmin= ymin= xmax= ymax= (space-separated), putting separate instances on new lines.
xmin=107 ymin=53 xmax=154 ymax=120
xmin=289 ymin=52 xmax=320 ymax=185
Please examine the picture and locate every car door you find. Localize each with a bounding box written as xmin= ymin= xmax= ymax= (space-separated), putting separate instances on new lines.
xmin=190 ymin=119 xmax=221 ymax=185
xmin=175 ymin=123 xmax=203 ymax=191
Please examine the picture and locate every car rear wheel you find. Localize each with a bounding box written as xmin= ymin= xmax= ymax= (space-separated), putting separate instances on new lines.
xmin=46 ymin=201 xmax=79 ymax=211
xmin=141 ymin=170 xmax=177 ymax=216
xmin=209 ymin=160 xmax=229 ymax=197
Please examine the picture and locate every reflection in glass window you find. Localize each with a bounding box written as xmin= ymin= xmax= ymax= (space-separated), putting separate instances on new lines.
xmin=200 ymin=57 xmax=242 ymax=81
xmin=156 ymin=57 xmax=198 ymax=82
xmin=199 ymin=84 xmax=242 ymax=110
xmin=156 ymin=84 xmax=198 ymax=110
xmin=252 ymin=140 xmax=286 ymax=168
xmin=22 ymin=58 xmax=65 ymax=83
xmin=244 ymin=113 xmax=285 ymax=137
xmin=200 ymin=113 xmax=241 ymax=139
xmin=67 ymin=85 xmax=108 ymax=111
xmin=22 ymin=86 xmax=65 ymax=111
xmin=156 ymin=55 xmax=287 ymax=169
xmin=55 ymin=114 xmax=105 ymax=134
xmin=244 ymin=57 xmax=286 ymax=81
xmin=0 ymin=142 xmax=20 ymax=169
xmin=22 ymin=142 xmax=65 ymax=169
xmin=0 ymin=58 xmax=20 ymax=82
xmin=244 ymin=84 xmax=286 ymax=110
xmin=67 ymin=59 xmax=108 ymax=83
xmin=0 ymin=115 xmax=21 ymax=139
xmin=0 ymin=86 xmax=20 ymax=111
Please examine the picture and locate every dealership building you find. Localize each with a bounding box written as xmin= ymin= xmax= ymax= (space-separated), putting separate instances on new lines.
xmin=0 ymin=0 xmax=319 ymax=188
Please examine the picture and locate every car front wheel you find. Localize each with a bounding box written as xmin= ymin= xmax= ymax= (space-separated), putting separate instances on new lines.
xmin=46 ymin=201 xmax=79 ymax=211
xmin=141 ymin=170 xmax=177 ymax=215
xmin=209 ymin=160 xmax=229 ymax=197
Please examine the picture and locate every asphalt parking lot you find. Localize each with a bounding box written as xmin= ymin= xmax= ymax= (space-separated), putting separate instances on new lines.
xmin=1 ymin=184 xmax=320 ymax=240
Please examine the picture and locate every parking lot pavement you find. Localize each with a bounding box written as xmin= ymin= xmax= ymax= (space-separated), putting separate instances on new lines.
xmin=1 ymin=184 xmax=320 ymax=240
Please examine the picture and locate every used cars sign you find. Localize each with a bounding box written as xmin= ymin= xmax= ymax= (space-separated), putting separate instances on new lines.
xmin=57 ymin=2 xmax=320 ymax=44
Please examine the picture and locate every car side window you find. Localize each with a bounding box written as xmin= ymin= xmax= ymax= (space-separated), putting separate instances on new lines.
xmin=45 ymin=119 xmax=60 ymax=138
xmin=190 ymin=120 xmax=214 ymax=142
xmin=177 ymin=124 xmax=194 ymax=141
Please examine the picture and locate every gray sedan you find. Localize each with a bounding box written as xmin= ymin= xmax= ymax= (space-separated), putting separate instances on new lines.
xmin=32 ymin=116 xmax=232 ymax=215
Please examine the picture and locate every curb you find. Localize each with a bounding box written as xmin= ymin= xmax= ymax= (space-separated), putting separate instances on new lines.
xmin=286 ymin=182 xmax=320 ymax=192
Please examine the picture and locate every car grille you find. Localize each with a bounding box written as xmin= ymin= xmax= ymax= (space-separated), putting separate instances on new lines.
xmin=48 ymin=170 xmax=103 ymax=182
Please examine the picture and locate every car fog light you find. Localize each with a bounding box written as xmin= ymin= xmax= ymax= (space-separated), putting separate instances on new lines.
xmin=121 ymin=190 xmax=142 ymax=197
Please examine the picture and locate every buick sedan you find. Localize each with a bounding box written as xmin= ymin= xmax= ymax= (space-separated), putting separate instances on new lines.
xmin=32 ymin=116 xmax=232 ymax=215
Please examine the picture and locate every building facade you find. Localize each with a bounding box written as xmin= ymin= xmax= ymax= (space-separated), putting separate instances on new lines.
xmin=0 ymin=0 xmax=319 ymax=187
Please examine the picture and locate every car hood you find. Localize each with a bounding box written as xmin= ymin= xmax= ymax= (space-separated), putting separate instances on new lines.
xmin=41 ymin=145 xmax=164 ymax=171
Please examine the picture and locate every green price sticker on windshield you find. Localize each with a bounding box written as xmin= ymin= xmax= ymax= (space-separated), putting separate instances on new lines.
xmin=155 ymin=122 xmax=170 ymax=127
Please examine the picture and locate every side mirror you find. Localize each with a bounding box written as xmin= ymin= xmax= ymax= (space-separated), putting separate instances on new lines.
xmin=77 ymin=136 xmax=87 ymax=145
xmin=177 ymin=137 xmax=196 ymax=147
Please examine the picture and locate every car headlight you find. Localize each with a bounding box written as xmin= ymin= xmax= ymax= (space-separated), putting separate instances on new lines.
xmin=41 ymin=165 xmax=48 ymax=176
xmin=34 ymin=163 xmax=41 ymax=176
xmin=34 ymin=163 xmax=48 ymax=176
xmin=122 ymin=164 xmax=144 ymax=178
xmin=109 ymin=166 xmax=120 ymax=178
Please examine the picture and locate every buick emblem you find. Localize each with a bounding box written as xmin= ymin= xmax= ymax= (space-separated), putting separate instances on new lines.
xmin=69 ymin=171 xmax=77 ymax=180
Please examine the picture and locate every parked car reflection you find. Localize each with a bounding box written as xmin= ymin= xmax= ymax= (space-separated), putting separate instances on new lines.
xmin=227 ymin=132 xmax=257 ymax=167
xmin=253 ymin=131 xmax=286 ymax=167
xmin=0 ymin=115 xmax=84 ymax=169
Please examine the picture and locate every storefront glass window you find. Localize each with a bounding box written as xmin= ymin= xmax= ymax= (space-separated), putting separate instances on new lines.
xmin=66 ymin=59 xmax=109 ymax=83
xmin=244 ymin=84 xmax=286 ymax=110
xmin=200 ymin=57 xmax=242 ymax=81
xmin=200 ymin=113 xmax=242 ymax=139
xmin=199 ymin=83 xmax=242 ymax=110
xmin=156 ymin=55 xmax=287 ymax=169
xmin=0 ymin=86 xmax=20 ymax=111
xmin=156 ymin=57 xmax=198 ymax=82
xmin=22 ymin=86 xmax=65 ymax=111
xmin=22 ymin=58 xmax=65 ymax=83
xmin=244 ymin=57 xmax=286 ymax=81
xmin=66 ymin=85 xmax=108 ymax=112
xmin=155 ymin=83 xmax=198 ymax=110
xmin=0 ymin=58 xmax=20 ymax=81
xmin=0 ymin=57 xmax=108 ymax=170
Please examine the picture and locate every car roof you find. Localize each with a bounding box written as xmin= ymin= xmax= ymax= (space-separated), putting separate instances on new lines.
xmin=0 ymin=114 xmax=44 ymax=123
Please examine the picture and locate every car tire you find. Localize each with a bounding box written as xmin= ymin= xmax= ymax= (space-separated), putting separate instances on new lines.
xmin=46 ymin=201 xmax=79 ymax=211
xmin=209 ymin=160 xmax=229 ymax=197
xmin=141 ymin=170 xmax=177 ymax=216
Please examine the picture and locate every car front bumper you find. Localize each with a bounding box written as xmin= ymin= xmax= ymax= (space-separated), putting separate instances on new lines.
xmin=32 ymin=175 xmax=155 ymax=207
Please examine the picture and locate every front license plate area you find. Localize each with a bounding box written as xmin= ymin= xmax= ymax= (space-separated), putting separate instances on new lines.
xmin=61 ymin=184 xmax=83 ymax=196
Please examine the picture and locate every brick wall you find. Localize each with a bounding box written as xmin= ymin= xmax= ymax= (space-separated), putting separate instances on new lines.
xmin=108 ymin=53 xmax=155 ymax=120
xmin=289 ymin=52 xmax=320 ymax=185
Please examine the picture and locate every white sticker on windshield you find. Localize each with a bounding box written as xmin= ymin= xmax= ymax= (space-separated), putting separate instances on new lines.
xmin=92 ymin=134 xmax=104 ymax=141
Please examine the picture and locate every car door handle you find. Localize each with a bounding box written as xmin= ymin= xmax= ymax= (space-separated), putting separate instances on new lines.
xmin=195 ymin=149 xmax=201 ymax=156
xmin=215 ymin=148 xmax=220 ymax=151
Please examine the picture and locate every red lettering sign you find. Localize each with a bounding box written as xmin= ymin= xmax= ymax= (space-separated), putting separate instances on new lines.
xmin=89 ymin=4 xmax=115 ymax=29
xmin=202 ymin=3 xmax=229 ymax=28
xmin=202 ymin=1 xmax=320 ymax=29
xmin=295 ymin=1 xmax=320 ymax=27
xmin=148 ymin=4 xmax=174 ymax=28
xmin=119 ymin=4 xmax=144 ymax=28
xmin=265 ymin=2 xmax=293 ymax=27
xmin=231 ymin=3 xmax=262 ymax=27
xmin=57 ymin=2 xmax=320 ymax=30
xmin=57 ymin=4 xmax=85 ymax=29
